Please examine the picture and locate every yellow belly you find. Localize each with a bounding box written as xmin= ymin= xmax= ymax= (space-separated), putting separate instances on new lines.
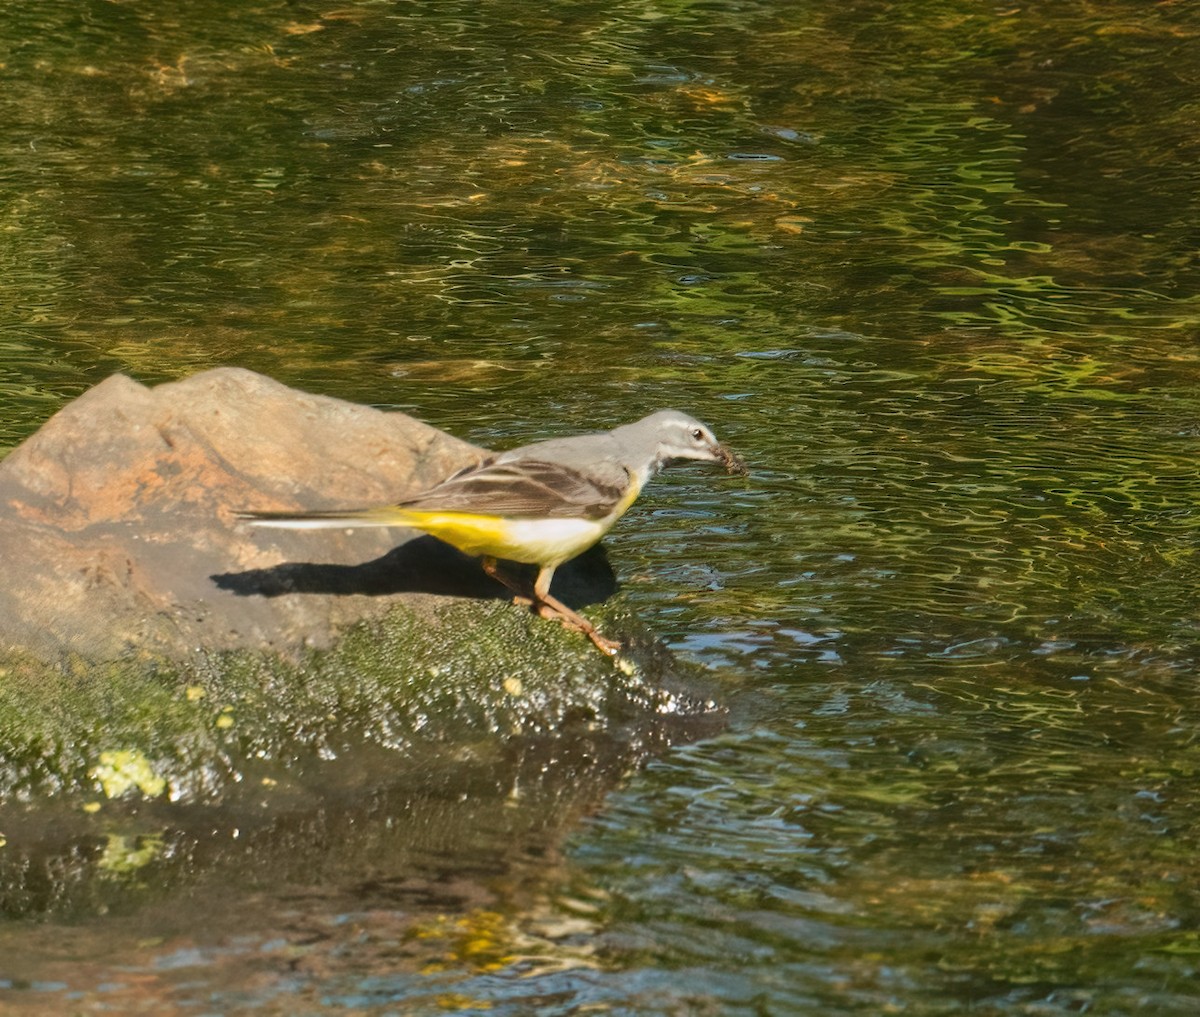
xmin=393 ymin=510 xmax=610 ymax=567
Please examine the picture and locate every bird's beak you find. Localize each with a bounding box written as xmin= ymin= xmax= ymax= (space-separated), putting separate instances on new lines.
xmin=715 ymin=444 xmax=748 ymax=475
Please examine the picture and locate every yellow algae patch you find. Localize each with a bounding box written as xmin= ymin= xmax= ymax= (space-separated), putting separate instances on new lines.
xmin=97 ymin=833 xmax=165 ymax=874
xmin=89 ymin=749 xmax=167 ymax=799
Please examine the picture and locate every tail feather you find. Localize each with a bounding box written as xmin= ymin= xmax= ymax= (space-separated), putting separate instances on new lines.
xmin=236 ymin=506 xmax=412 ymax=530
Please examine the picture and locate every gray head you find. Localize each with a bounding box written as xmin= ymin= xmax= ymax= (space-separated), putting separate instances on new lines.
xmin=614 ymin=409 xmax=746 ymax=476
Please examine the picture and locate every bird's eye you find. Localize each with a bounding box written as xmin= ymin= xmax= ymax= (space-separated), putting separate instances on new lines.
xmin=691 ymin=427 xmax=704 ymax=441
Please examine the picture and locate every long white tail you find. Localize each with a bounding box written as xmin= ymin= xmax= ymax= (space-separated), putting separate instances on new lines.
xmin=236 ymin=507 xmax=408 ymax=530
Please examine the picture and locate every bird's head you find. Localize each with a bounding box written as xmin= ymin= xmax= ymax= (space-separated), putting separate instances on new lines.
xmin=632 ymin=410 xmax=747 ymax=475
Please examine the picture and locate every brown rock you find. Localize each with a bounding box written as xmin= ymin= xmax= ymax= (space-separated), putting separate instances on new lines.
xmin=0 ymin=367 xmax=591 ymax=662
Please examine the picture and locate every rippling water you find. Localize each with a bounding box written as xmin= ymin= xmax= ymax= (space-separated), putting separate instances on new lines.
xmin=2 ymin=0 xmax=1199 ymax=1012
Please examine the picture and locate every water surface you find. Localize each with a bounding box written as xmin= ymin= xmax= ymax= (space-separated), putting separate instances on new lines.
xmin=2 ymin=0 xmax=1199 ymax=1012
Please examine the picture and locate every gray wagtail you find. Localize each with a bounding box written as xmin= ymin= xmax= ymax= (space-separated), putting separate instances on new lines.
xmin=237 ymin=410 xmax=745 ymax=654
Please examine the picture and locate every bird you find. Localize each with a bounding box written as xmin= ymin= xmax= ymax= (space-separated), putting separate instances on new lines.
xmin=237 ymin=409 xmax=745 ymax=654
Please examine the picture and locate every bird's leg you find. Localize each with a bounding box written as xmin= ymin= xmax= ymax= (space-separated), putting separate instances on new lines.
xmin=480 ymin=556 xmax=535 ymax=609
xmin=479 ymin=559 xmax=621 ymax=656
xmin=532 ymin=567 xmax=622 ymax=656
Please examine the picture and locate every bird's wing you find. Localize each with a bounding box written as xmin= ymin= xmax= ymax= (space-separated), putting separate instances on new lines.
xmin=400 ymin=457 xmax=632 ymax=520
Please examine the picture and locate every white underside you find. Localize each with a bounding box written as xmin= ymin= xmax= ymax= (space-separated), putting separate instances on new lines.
xmin=489 ymin=516 xmax=609 ymax=566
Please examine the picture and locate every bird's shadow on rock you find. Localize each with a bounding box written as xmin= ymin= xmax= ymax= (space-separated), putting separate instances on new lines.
xmin=211 ymin=535 xmax=616 ymax=610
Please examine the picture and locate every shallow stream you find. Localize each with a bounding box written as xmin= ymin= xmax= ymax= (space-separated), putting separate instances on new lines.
xmin=2 ymin=1 xmax=1199 ymax=1012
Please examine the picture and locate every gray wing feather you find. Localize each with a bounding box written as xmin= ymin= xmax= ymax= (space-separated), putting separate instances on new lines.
xmin=399 ymin=457 xmax=631 ymax=520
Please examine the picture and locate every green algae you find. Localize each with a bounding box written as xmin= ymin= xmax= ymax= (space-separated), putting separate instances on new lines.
xmin=0 ymin=595 xmax=706 ymax=809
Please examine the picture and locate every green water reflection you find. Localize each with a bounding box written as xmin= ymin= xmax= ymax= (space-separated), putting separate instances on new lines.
xmin=2 ymin=0 xmax=1199 ymax=1012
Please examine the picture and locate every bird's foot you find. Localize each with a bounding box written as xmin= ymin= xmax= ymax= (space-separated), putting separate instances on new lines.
xmin=534 ymin=599 xmax=621 ymax=656
xmin=584 ymin=628 xmax=623 ymax=656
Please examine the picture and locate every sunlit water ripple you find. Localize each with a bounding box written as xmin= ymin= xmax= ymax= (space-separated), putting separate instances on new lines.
xmin=2 ymin=0 xmax=1200 ymax=1013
